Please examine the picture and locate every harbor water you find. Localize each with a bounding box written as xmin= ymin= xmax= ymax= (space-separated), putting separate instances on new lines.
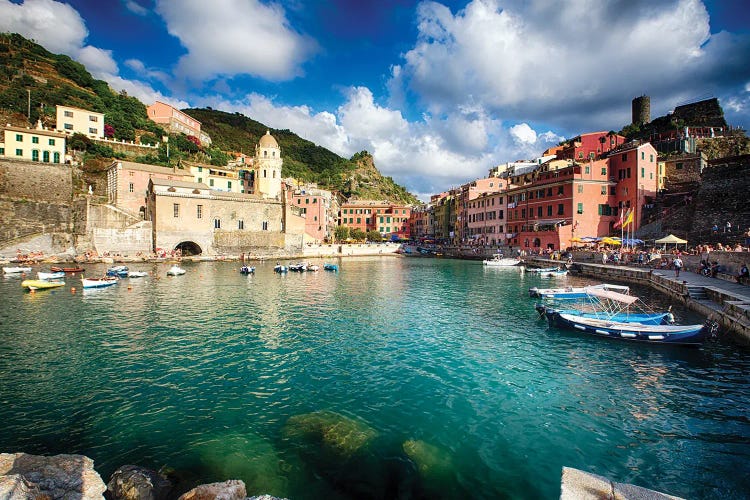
xmin=0 ymin=257 xmax=748 ymax=498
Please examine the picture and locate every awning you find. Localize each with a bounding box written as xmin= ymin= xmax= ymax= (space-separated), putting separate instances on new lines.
xmin=655 ymin=234 xmax=687 ymax=244
xmin=587 ymin=288 xmax=638 ymax=304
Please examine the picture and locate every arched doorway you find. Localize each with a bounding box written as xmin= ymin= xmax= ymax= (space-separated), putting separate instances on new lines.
xmin=175 ymin=241 xmax=202 ymax=256
xmin=533 ymin=238 xmax=541 ymax=248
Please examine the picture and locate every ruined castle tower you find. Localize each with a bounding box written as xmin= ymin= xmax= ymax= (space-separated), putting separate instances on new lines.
xmin=632 ymin=95 xmax=651 ymax=126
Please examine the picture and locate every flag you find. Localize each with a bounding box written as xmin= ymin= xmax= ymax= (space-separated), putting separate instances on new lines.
xmin=613 ymin=209 xmax=625 ymax=229
xmin=622 ymin=208 xmax=634 ymax=228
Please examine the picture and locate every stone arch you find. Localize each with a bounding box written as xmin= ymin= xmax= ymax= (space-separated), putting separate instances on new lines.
xmin=175 ymin=241 xmax=202 ymax=256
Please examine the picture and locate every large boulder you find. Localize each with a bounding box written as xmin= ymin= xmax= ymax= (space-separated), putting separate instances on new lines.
xmin=177 ymin=479 xmax=246 ymax=500
xmin=402 ymin=440 xmax=457 ymax=497
xmin=282 ymin=411 xmax=378 ymax=460
xmin=0 ymin=452 xmax=106 ymax=499
xmin=106 ymin=465 xmax=172 ymax=500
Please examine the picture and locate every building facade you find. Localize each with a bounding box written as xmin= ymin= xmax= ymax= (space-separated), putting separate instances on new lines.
xmin=557 ymin=131 xmax=627 ymax=161
xmin=0 ymin=124 xmax=66 ymax=163
xmin=106 ymin=160 xmax=194 ymax=216
xmin=254 ymin=131 xmax=282 ymax=200
xmin=146 ymin=101 xmax=211 ymax=145
xmin=55 ymin=105 xmax=105 ymax=139
xmin=288 ymin=187 xmax=334 ymax=242
xmin=339 ymin=200 xmax=412 ymax=240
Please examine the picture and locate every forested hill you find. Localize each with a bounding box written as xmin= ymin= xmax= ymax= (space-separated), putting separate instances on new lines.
xmin=0 ymin=33 xmax=418 ymax=205
xmin=185 ymin=108 xmax=419 ymax=204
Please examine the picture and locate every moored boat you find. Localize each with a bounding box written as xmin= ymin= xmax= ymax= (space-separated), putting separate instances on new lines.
xmin=37 ymin=271 xmax=66 ymax=280
xmin=289 ymin=263 xmax=307 ymax=272
xmin=529 ymin=283 xmax=630 ymax=299
xmin=547 ymin=312 xmax=716 ymax=346
xmin=307 ymin=264 xmax=320 ymax=271
xmin=21 ymin=279 xmax=65 ymax=291
xmin=239 ymin=266 xmax=255 ymax=274
xmin=3 ymin=266 xmax=32 ymax=274
xmin=106 ymin=266 xmax=129 ymax=277
xmin=483 ymin=254 xmax=522 ymax=267
xmin=50 ymin=266 xmax=85 ymax=273
xmin=274 ymin=264 xmax=288 ymax=273
xmin=81 ymin=276 xmax=118 ymax=288
xmin=166 ymin=265 xmax=186 ymax=276
xmin=127 ymin=271 xmax=149 ymax=278
xmin=323 ymin=263 xmax=338 ymax=271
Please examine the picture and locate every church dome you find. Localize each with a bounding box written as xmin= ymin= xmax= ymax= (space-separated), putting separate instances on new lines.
xmin=259 ymin=130 xmax=279 ymax=148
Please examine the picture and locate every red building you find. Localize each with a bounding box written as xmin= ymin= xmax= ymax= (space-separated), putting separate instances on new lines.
xmin=340 ymin=200 xmax=411 ymax=240
xmin=557 ymin=131 xmax=627 ymax=161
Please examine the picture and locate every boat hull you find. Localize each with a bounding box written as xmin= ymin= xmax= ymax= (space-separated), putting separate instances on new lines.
xmin=548 ymin=312 xmax=710 ymax=346
xmin=38 ymin=271 xmax=66 ymax=280
xmin=82 ymin=278 xmax=118 ymax=288
xmin=3 ymin=267 xmax=32 ymax=274
xmin=21 ymin=279 xmax=64 ymax=290
xmin=50 ymin=266 xmax=84 ymax=273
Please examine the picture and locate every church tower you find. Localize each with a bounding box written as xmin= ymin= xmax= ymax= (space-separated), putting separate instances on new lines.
xmin=254 ymin=130 xmax=282 ymax=199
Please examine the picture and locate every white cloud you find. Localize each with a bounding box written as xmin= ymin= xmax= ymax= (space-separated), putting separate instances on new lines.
xmin=155 ymin=0 xmax=317 ymax=82
xmin=77 ymin=45 xmax=118 ymax=77
xmin=124 ymin=0 xmax=148 ymax=16
xmin=509 ymin=123 xmax=536 ymax=144
xmin=0 ymin=0 xmax=87 ymax=54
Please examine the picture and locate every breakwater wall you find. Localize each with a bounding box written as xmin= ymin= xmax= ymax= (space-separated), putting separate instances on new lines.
xmin=525 ymin=256 xmax=750 ymax=344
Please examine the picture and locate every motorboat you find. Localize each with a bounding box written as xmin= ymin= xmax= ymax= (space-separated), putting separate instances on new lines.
xmin=524 ymin=266 xmax=562 ymax=273
xmin=323 ymin=263 xmax=338 ymax=271
xmin=127 ymin=271 xmax=149 ymax=278
xmin=106 ymin=265 xmax=129 ymax=277
xmin=289 ymin=263 xmax=307 ymax=272
xmin=482 ymin=254 xmax=522 ymax=267
xmin=81 ymin=276 xmax=118 ymax=288
xmin=21 ymin=279 xmax=65 ymax=291
xmin=307 ymin=264 xmax=320 ymax=271
xmin=50 ymin=266 xmax=85 ymax=273
xmin=274 ymin=265 xmax=288 ymax=273
xmin=547 ymin=312 xmax=716 ymax=346
xmin=529 ymin=283 xmax=630 ymax=299
xmin=37 ymin=271 xmax=66 ymax=280
xmin=166 ymin=265 xmax=186 ymax=276
xmin=539 ymin=269 xmax=568 ymax=277
xmin=239 ymin=266 xmax=255 ymax=274
xmin=3 ymin=266 xmax=32 ymax=274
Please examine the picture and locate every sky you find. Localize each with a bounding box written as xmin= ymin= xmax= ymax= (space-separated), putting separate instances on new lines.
xmin=1 ymin=0 xmax=749 ymax=200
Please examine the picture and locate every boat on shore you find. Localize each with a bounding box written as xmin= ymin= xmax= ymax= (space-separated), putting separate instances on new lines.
xmin=529 ymin=283 xmax=630 ymax=299
xmin=21 ymin=279 xmax=65 ymax=291
xmin=3 ymin=266 xmax=32 ymax=274
xmin=166 ymin=265 xmax=186 ymax=276
xmin=81 ymin=276 xmax=118 ymax=288
xmin=483 ymin=254 xmax=522 ymax=267
xmin=239 ymin=266 xmax=255 ymax=274
xmin=37 ymin=271 xmax=66 ymax=281
xmin=547 ymin=312 xmax=715 ymax=346
xmin=50 ymin=266 xmax=85 ymax=273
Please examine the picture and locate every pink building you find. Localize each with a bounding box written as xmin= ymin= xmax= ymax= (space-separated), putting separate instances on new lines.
xmin=458 ymin=177 xmax=505 ymax=242
xmin=106 ymin=160 xmax=193 ymax=216
xmin=289 ymin=190 xmax=329 ymax=241
xmin=558 ymin=131 xmax=627 ymax=161
xmin=466 ymin=191 xmax=506 ymax=245
xmin=606 ymin=141 xmax=659 ymax=230
xmin=146 ymin=102 xmax=210 ymax=144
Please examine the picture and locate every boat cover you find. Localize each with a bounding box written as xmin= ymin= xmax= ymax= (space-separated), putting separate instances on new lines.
xmin=586 ymin=288 xmax=638 ymax=304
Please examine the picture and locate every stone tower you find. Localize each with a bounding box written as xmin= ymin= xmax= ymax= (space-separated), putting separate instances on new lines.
xmin=632 ymin=95 xmax=650 ymax=126
xmin=254 ymin=130 xmax=282 ymax=199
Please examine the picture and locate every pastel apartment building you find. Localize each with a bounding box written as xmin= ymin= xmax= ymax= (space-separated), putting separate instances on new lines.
xmin=146 ymin=101 xmax=211 ymax=145
xmin=0 ymin=123 xmax=66 ymax=163
xmin=56 ymin=105 xmax=105 ymax=139
xmin=465 ymin=191 xmax=506 ymax=245
xmin=289 ymin=187 xmax=333 ymax=242
xmin=106 ymin=160 xmax=194 ymax=216
xmin=557 ymin=131 xmax=627 ymax=161
xmin=339 ymin=200 xmax=412 ymax=240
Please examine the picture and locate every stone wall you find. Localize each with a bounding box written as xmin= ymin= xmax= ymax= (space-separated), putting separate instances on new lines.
xmin=662 ymin=152 xmax=704 ymax=190
xmin=0 ymin=158 xmax=72 ymax=203
xmin=690 ymin=159 xmax=750 ymax=239
xmin=92 ymin=225 xmax=152 ymax=255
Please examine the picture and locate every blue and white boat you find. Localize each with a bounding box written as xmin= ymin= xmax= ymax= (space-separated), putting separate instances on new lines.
xmin=81 ymin=276 xmax=118 ymax=288
xmin=106 ymin=265 xmax=129 ymax=277
xmin=274 ymin=264 xmax=288 ymax=273
xmin=37 ymin=271 xmax=66 ymax=280
xmin=239 ymin=265 xmax=255 ymax=274
xmin=529 ymin=283 xmax=630 ymax=299
xmin=323 ymin=263 xmax=338 ymax=271
xmin=546 ymin=312 xmax=715 ymax=346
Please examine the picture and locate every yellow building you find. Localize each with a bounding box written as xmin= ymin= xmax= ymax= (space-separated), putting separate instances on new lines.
xmin=187 ymin=163 xmax=245 ymax=193
xmin=55 ymin=105 xmax=105 ymax=139
xmin=0 ymin=124 xmax=66 ymax=163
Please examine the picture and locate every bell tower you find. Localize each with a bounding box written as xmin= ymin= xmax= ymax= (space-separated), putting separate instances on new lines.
xmin=254 ymin=130 xmax=282 ymax=199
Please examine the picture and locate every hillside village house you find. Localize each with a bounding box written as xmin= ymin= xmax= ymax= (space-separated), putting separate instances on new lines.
xmin=55 ymin=105 xmax=105 ymax=139
xmin=146 ymin=101 xmax=211 ymax=145
xmin=107 ymin=160 xmax=194 ymax=216
xmin=0 ymin=123 xmax=66 ymax=163
xmin=187 ymin=162 xmax=245 ymax=193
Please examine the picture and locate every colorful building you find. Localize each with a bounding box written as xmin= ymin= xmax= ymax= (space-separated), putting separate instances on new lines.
xmin=55 ymin=105 xmax=105 ymax=139
xmin=465 ymin=191 xmax=506 ymax=245
xmin=457 ymin=177 xmax=505 ymax=243
xmin=0 ymin=123 xmax=66 ymax=163
xmin=106 ymin=160 xmax=194 ymax=216
xmin=146 ymin=101 xmax=211 ymax=145
xmin=288 ymin=187 xmax=334 ymax=242
xmin=339 ymin=200 xmax=412 ymax=240
xmin=557 ymin=131 xmax=627 ymax=161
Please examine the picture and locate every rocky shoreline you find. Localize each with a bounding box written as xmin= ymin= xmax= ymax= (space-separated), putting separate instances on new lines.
xmin=0 ymin=452 xmax=284 ymax=500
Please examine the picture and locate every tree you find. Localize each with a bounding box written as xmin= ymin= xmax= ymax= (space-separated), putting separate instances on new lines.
xmin=334 ymin=225 xmax=349 ymax=242
xmin=366 ymin=230 xmax=382 ymax=242
xmin=350 ymin=228 xmax=366 ymax=241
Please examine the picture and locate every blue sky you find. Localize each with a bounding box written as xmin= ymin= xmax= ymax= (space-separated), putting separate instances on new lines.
xmin=2 ymin=0 xmax=749 ymax=199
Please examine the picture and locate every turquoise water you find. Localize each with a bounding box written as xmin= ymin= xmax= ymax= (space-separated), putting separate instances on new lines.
xmin=1 ymin=258 xmax=749 ymax=499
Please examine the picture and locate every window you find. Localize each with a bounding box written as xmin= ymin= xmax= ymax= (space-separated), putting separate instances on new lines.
xmin=537 ymin=206 xmax=543 ymax=217
xmin=577 ymin=185 xmax=583 ymax=193
xmin=64 ymin=110 xmax=74 ymax=118
xmin=676 ymin=162 xmax=684 ymax=170
xmin=129 ymin=182 xmax=134 ymax=193
xmin=641 ymin=167 xmax=645 ymax=178
xmin=650 ymin=154 xmax=654 ymax=162
xmin=601 ymin=167 xmax=607 ymax=175
xmin=610 ymin=187 xmax=616 ymax=195
xmin=641 ymin=151 xmax=645 ymax=160
xmin=585 ymin=166 xmax=590 ymax=174
xmin=548 ymin=205 xmax=554 ymax=216
xmin=313 ymin=198 xmax=317 ymax=204
xmin=15 ymin=134 xmax=22 ymax=142
xmin=306 ymin=198 xmax=310 ymax=204
xmin=209 ymin=179 xmax=214 ymax=187
xmin=0 ymin=148 xmax=4 ymax=155
xmin=197 ymin=205 xmax=203 ymax=219
xmin=238 ymin=219 xmax=244 ymax=230
xmin=43 ymin=151 xmax=49 ymax=162
xmin=89 ymin=115 xmax=98 ymax=122
xmin=227 ymin=181 xmax=232 ymax=189
xmin=198 ymin=166 xmax=203 ymax=172
xmin=89 ymin=128 xmax=98 ymax=135
xmin=64 ymin=123 xmax=74 ymax=130
xmin=15 ymin=149 xmax=22 ymax=156
xmin=557 ymin=186 xmax=564 ymax=195
xmin=32 ymin=136 xmax=39 ymax=144
xmin=173 ymin=203 xmax=180 ymax=218
xmin=48 ymin=139 xmax=55 ymax=146
xmin=214 ymin=218 xmax=221 ymax=229
xmin=578 ymin=152 xmax=583 ymax=159
xmin=262 ymin=221 xmax=268 ymax=230
xmin=197 ymin=177 xmax=202 ymax=184
xmin=577 ymin=203 xmax=583 ymax=214
xmin=622 ymin=153 xmax=627 ymax=161
xmin=263 ymin=169 xmax=267 ymax=178
xmin=32 ymin=150 xmax=39 ymax=161
xmin=601 ymin=186 xmax=607 ymax=195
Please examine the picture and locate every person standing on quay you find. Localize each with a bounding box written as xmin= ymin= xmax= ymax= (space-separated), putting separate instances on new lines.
xmin=673 ymin=255 xmax=683 ymax=278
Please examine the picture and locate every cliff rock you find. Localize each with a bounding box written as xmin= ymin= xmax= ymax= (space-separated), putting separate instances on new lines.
xmin=0 ymin=452 xmax=106 ymax=499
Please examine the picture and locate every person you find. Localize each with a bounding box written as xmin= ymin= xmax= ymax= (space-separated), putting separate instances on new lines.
xmin=726 ymin=221 xmax=732 ymax=233
xmin=712 ymin=223 xmax=719 ymax=234
xmin=673 ymin=255 xmax=683 ymax=278
xmin=710 ymin=261 xmax=720 ymax=278
xmin=739 ymin=263 xmax=749 ymax=283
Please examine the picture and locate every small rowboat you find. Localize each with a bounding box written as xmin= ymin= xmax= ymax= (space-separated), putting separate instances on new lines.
xmin=127 ymin=271 xmax=148 ymax=278
xmin=3 ymin=266 xmax=32 ymax=274
xmin=307 ymin=264 xmax=320 ymax=271
xmin=50 ymin=266 xmax=85 ymax=273
xmin=166 ymin=265 xmax=186 ymax=276
xmin=38 ymin=271 xmax=66 ymax=280
xmin=82 ymin=276 xmax=118 ymax=288
xmin=21 ymin=279 xmax=65 ymax=291
xmin=274 ymin=265 xmax=288 ymax=273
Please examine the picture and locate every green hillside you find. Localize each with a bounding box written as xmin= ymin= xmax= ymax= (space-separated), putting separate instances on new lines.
xmin=0 ymin=33 xmax=418 ymax=204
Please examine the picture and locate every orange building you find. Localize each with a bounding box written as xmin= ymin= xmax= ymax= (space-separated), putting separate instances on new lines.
xmin=340 ymin=200 xmax=411 ymax=239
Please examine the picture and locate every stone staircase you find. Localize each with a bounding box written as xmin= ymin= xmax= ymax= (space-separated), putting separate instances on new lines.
xmin=686 ymin=285 xmax=708 ymax=301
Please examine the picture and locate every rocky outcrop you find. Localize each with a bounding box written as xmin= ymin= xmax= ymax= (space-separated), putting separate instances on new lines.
xmin=0 ymin=452 xmax=106 ymax=499
xmin=282 ymin=410 xmax=378 ymax=460
xmin=560 ymin=466 xmax=683 ymax=500
xmin=177 ymin=479 xmax=246 ymax=500
xmin=106 ymin=465 xmax=172 ymax=500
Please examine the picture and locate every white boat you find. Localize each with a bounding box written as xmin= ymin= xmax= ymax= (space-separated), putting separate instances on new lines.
xmin=37 ymin=271 xmax=66 ymax=280
xmin=274 ymin=264 xmax=288 ymax=273
xmin=3 ymin=266 xmax=32 ymax=274
xmin=307 ymin=264 xmax=320 ymax=271
xmin=482 ymin=255 xmax=522 ymax=266
xmin=166 ymin=265 xmax=186 ymax=276
xmin=127 ymin=271 xmax=148 ymax=278
xmin=81 ymin=276 xmax=118 ymax=288
xmin=529 ymin=283 xmax=630 ymax=299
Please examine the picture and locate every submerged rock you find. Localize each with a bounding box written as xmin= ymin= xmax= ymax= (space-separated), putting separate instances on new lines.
xmin=177 ymin=479 xmax=246 ymax=500
xmin=106 ymin=464 xmax=172 ymax=500
xmin=0 ymin=452 xmax=106 ymax=499
xmin=402 ymin=439 xmax=457 ymax=496
xmin=282 ymin=410 xmax=378 ymax=460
